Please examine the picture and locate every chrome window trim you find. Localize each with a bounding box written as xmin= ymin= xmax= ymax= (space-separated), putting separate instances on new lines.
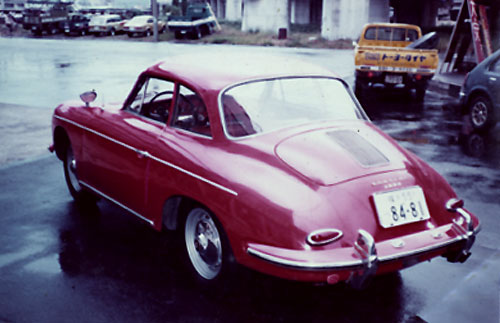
xmin=54 ymin=115 xmax=237 ymax=196
xmin=80 ymin=181 xmax=154 ymax=226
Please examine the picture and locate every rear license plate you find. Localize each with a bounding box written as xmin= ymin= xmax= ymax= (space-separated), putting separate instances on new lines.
xmin=373 ymin=186 xmax=430 ymax=228
xmin=385 ymin=74 xmax=403 ymax=84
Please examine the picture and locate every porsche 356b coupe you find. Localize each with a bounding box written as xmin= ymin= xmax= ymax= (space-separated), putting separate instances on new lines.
xmin=51 ymin=54 xmax=480 ymax=287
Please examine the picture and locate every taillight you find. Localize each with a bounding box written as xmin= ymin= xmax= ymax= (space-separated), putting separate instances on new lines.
xmin=306 ymin=229 xmax=343 ymax=246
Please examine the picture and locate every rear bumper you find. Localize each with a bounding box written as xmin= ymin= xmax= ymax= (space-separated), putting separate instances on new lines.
xmin=355 ymin=69 xmax=433 ymax=88
xmin=247 ymin=202 xmax=479 ymax=287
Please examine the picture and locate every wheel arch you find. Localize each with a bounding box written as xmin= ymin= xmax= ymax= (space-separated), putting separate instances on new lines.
xmin=463 ymin=88 xmax=491 ymax=114
xmin=161 ymin=195 xmax=215 ymax=231
xmin=53 ymin=126 xmax=70 ymax=161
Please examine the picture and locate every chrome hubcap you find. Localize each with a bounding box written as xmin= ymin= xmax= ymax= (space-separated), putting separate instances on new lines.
xmin=185 ymin=209 xmax=222 ymax=280
xmin=471 ymin=101 xmax=488 ymax=127
xmin=66 ymin=148 xmax=81 ymax=191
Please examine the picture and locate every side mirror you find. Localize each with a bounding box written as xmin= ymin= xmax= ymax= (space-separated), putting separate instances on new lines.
xmin=80 ymin=90 xmax=97 ymax=107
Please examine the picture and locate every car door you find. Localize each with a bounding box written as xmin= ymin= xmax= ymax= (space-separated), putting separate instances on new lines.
xmin=82 ymin=76 xmax=175 ymax=220
xmin=144 ymin=84 xmax=217 ymax=220
xmin=485 ymin=55 xmax=500 ymax=108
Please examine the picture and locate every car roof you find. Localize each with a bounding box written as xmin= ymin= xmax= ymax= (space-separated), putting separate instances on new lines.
xmin=363 ymin=23 xmax=420 ymax=30
xmin=131 ymin=15 xmax=152 ymax=20
xmin=91 ymin=14 xmax=120 ymax=20
xmin=149 ymin=53 xmax=338 ymax=92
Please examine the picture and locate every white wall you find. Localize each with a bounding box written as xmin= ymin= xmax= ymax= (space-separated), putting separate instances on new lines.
xmin=242 ymin=0 xmax=289 ymax=34
xmin=225 ymin=0 xmax=242 ymax=21
xmin=321 ymin=0 xmax=370 ymax=40
xmin=368 ymin=0 xmax=389 ymax=22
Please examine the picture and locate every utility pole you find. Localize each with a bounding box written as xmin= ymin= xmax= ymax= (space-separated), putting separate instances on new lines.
xmin=152 ymin=0 xmax=159 ymax=42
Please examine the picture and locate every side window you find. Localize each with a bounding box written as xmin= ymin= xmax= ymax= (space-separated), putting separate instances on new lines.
xmin=125 ymin=77 xmax=175 ymax=123
xmin=407 ymin=29 xmax=419 ymax=41
xmin=364 ymin=27 xmax=376 ymax=40
xmin=171 ymin=85 xmax=211 ymax=137
xmin=490 ymin=59 xmax=500 ymax=74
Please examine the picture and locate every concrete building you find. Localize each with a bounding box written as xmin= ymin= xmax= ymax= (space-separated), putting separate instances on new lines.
xmin=223 ymin=0 xmax=392 ymax=40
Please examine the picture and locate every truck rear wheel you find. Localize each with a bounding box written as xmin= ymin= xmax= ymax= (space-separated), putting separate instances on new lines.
xmin=354 ymin=78 xmax=367 ymax=98
xmin=414 ymin=83 xmax=427 ymax=102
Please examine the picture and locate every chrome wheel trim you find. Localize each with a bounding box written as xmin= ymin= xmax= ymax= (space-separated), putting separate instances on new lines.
xmin=471 ymin=100 xmax=488 ymax=127
xmin=185 ymin=208 xmax=222 ymax=280
xmin=66 ymin=147 xmax=81 ymax=192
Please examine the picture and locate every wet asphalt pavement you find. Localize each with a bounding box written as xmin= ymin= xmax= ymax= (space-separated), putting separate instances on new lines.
xmin=0 ymin=37 xmax=499 ymax=323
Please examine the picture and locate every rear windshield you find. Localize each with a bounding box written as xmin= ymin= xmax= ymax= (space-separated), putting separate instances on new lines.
xmin=364 ymin=27 xmax=419 ymax=42
xmin=221 ymin=77 xmax=365 ymax=138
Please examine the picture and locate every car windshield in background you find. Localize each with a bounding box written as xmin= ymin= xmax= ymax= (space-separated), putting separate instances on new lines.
xmin=222 ymin=77 xmax=363 ymax=138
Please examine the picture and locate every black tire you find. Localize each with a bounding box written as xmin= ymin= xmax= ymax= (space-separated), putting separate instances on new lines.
xmin=182 ymin=206 xmax=235 ymax=285
xmin=191 ymin=28 xmax=201 ymax=40
xmin=414 ymin=85 xmax=426 ymax=102
xmin=174 ymin=31 xmax=182 ymax=39
xmin=468 ymin=95 xmax=496 ymax=131
xmin=63 ymin=144 xmax=94 ymax=202
xmin=354 ymin=78 xmax=366 ymax=98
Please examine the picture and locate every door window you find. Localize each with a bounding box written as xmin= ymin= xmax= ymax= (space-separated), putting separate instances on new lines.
xmin=490 ymin=58 xmax=500 ymax=74
xmin=171 ymin=85 xmax=211 ymax=137
xmin=126 ymin=77 xmax=175 ymax=123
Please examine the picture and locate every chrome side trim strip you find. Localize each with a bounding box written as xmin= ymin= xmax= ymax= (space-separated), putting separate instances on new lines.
xmin=147 ymin=154 xmax=238 ymax=196
xmin=55 ymin=115 xmax=138 ymax=152
xmin=80 ymin=181 xmax=154 ymax=226
xmin=54 ymin=115 xmax=238 ymax=196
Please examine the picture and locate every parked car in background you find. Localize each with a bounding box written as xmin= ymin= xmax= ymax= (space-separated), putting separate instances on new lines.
xmin=354 ymin=23 xmax=439 ymax=101
xmin=64 ymin=13 xmax=90 ymax=36
xmin=88 ymin=14 xmax=126 ymax=36
xmin=22 ymin=0 xmax=70 ymax=35
xmin=123 ymin=15 xmax=165 ymax=37
xmin=168 ymin=3 xmax=218 ymax=39
xmin=460 ymin=49 xmax=500 ymax=131
xmin=50 ymin=54 xmax=479 ymax=288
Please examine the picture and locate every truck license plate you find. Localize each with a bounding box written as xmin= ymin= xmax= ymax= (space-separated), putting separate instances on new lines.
xmin=385 ymin=75 xmax=403 ymax=84
xmin=373 ymin=186 xmax=430 ymax=228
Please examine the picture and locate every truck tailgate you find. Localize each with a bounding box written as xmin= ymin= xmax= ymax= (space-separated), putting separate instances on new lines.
xmin=355 ymin=46 xmax=438 ymax=74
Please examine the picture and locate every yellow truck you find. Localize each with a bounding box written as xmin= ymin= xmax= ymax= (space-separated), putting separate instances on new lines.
xmin=354 ymin=23 xmax=439 ymax=101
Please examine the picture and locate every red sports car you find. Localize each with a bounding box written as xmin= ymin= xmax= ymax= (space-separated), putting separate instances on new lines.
xmin=51 ymin=54 xmax=480 ymax=288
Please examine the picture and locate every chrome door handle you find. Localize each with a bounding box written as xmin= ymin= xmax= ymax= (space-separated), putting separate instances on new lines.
xmin=489 ymin=77 xmax=497 ymax=82
xmin=135 ymin=149 xmax=150 ymax=159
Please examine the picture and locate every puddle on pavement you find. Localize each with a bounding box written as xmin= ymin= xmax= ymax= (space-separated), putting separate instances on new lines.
xmin=23 ymin=254 xmax=61 ymax=275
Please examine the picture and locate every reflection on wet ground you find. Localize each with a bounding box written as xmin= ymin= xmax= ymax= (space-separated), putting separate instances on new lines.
xmin=58 ymin=199 xmax=419 ymax=323
xmin=359 ymin=89 xmax=500 ymax=170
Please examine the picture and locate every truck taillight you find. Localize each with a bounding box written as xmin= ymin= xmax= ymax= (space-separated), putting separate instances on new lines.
xmin=415 ymin=74 xmax=422 ymax=81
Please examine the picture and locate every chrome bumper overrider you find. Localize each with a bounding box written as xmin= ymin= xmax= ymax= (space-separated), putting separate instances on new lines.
xmin=247 ymin=199 xmax=479 ymax=287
